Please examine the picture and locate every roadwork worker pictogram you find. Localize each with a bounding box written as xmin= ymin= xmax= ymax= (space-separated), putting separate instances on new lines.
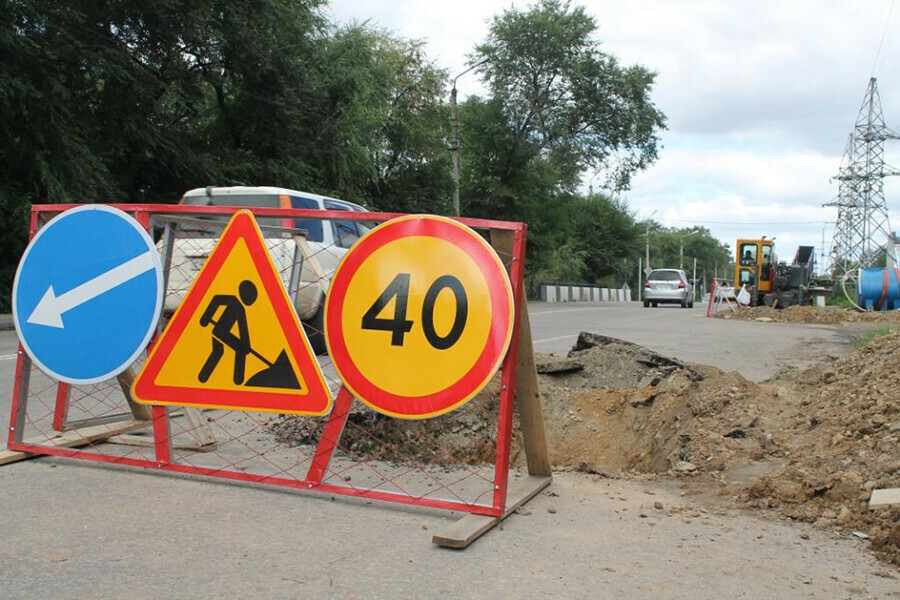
xmin=198 ymin=280 xmax=301 ymax=390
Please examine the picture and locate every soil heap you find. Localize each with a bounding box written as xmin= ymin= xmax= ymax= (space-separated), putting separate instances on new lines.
xmin=716 ymin=304 xmax=900 ymax=324
xmin=269 ymin=329 xmax=900 ymax=564
xmin=536 ymin=331 xmax=900 ymax=565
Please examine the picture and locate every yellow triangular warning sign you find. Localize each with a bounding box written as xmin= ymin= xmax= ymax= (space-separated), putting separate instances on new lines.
xmin=133 ymin=210 xmax=331 ymax=415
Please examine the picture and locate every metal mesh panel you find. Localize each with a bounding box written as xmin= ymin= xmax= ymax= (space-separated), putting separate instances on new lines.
xmin=7 ymin=204 xmax=526 ymax=517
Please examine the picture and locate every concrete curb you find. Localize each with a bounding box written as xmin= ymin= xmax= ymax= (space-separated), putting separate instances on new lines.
xmin=0 ymin=314 xmax=13 ymax=331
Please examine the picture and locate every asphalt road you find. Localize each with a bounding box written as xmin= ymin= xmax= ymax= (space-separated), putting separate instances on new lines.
xmin=529 ymin=301 xmax=855 ymax=381
xmin=0 ymin=303 xmax=895 ymax=599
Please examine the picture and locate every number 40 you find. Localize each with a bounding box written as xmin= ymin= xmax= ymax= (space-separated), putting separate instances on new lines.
xmin=361 ymin=273 xmax=468 ymax=349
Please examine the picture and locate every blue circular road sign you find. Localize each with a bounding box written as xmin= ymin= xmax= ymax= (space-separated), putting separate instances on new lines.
xmin=13 ymin=205 xmax=163 ymax=384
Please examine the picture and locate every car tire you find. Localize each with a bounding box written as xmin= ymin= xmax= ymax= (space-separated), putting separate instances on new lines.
xmin=643 ymin=300 xmax=650 ymax=308
xmin=681 ymin=301 xmax=687 ymax=308
xmin=688 ymin=301 xmax=694 ymax=308
xmin=302 ymin=302 xmax=328 ymax=355
xmin=651 ymin=302 xmax=658 ymax=308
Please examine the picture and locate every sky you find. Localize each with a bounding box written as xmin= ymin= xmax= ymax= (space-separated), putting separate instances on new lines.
xmin=326 ymin=0 xmax=900 ymax=265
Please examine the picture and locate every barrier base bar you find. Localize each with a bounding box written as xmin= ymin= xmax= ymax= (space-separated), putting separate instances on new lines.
xmin=0 ymin=419 xmax=148 ymax=466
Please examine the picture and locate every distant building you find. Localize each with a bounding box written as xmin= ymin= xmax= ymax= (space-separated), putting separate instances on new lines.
xmin=888 ymin=232 xmax=900 ymax=269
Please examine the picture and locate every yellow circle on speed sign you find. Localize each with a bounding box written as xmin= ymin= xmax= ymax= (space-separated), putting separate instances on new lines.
xmin=325 ymin=215 xmax=515 ymax=419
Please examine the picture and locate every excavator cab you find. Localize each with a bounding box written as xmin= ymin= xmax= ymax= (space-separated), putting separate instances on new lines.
xmin=735 ymin=239 xmax=775 ymax=305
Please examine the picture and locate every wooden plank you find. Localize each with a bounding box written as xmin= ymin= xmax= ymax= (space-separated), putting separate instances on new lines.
xmin=514 ymin=298 xmax=552 ymax=477
xmin=432 ymin=475 xmax=551 ymax=549
xmin=0 ymin=419 xmax=149 ymax=466
xmin=489 ymin=229 xmax=551 ymax=477
xmin=181 ymin=407 xmax=217 ymax=448
xmin=869 ymin=488 xmax=900 ymax=508
xmin=117 ymin=366 xmax=152 ymax=422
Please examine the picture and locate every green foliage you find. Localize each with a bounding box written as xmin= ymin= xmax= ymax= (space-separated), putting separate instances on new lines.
xmin=459 ymin=0 xmax=664 ymax=286
xmin=0 ymin=197 xmax=29 ymax=312
xmin=0 ymin=0 xmax=667 ymax=310
xmin=827 ymin=287 xmax=856 ymax=308
xmin=646 ymin=225 xmax=733 ymax=290
xmin=0 ymin=0 xmax=452 ymax=309
xmin=531 ymin=239 xmax=588 ymax=283
xmin=471 ymin=0 xmax=666 ymax=192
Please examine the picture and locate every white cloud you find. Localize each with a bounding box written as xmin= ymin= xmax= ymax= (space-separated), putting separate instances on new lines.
xmin=325 ymin=0 xmax=900 ymax=262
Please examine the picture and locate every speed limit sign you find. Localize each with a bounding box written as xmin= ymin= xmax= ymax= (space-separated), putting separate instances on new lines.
xmin=325 ymin=215 xmax=515 ymax=419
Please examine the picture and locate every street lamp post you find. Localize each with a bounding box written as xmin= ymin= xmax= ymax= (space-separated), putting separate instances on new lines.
xmin=680 ymin=230 xmax=699 ymax=270
xmin=450 ymin=58 xmax=489 ymax=216
xmin=644 ymin=209 xmax=658 ymax=272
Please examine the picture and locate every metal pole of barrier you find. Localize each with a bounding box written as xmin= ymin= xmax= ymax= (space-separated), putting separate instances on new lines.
xmin=7 ymin=209 xmax=41 ymax=447
xmin=305 ymin=386 xmax=354 ymax=485
xmin=491 ymin=227 xmax=527 ymax=514
xmin=134 ymin=209 xmax=173 ymax=466
xmin=50 ymin=210 xmax=69 ymax=431
xmin=151 ymin=406 xmax=171 ymax=465
xmin=7 ymin=346 xmax=30 ymax=446
xmin=52 ymin=384 xmax=70 ymax=431
xmin=50 ymin=208 xmax=69 ymax=431
xmin=706 ymin=278 xmax=717 ymax=317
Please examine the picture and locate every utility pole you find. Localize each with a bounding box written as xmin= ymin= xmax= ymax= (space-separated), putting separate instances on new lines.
xmin=692 ymin=257 xmax=697 ymax=300
xmin=680 ymin=230 xmax=699 ymax=270
xmin=450 ymin=58 xmax=489 ymax=216
xmin=449 ymin=85 xmax=460 ymax=216
xmin=638 ymin=257 xmax=642 ymax=301
xmin=645 ymin=209 xmax=657 ymax=273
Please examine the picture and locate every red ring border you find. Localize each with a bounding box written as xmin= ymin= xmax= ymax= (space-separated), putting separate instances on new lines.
xmin=325 ymin=216 xmax=514 ymax=419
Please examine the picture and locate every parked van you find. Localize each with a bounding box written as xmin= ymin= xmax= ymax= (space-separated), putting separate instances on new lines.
xmin=167 ymin=186 xmax=371 ymax=353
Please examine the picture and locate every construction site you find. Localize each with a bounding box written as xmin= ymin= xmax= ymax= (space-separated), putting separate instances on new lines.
xmin=4 ymin=3 xmax=900 ymax=598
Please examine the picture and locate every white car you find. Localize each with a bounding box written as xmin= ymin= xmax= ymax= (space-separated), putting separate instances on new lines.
xmin=165 ymin=186 xmax=372 ymax=353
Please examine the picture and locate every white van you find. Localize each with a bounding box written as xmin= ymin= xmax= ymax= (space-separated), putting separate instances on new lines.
xmin=166 ymin=186 xmax=372 ymax=353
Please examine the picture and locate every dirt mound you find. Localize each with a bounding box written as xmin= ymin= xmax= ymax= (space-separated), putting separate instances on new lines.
xmin=536 ymin=333 xmax=771 ymax=474
xmin=269 ymin=384 xmax=502 ymax=466
xmin=716 ymin=304 xmax=900 ymax=324
xmin=535 ymin=331 xmax=900 ymax=565
xmin=738 ymin=331 xmax=900 ymax=564
xmin=269 ymin=329 xmax=900 ymax=564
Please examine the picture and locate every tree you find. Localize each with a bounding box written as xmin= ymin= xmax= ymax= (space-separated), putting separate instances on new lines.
xmin=458 ymin=0 xmax=665 ymax=284
xmin=0 ymin=1 xmax=453 ymax=310
xmin=469 ymin=0 xmax=666 ymax=200
xmin=569 ymin=193 xmax=643 ymax=283
xmin=647 ymin=226 xmax=733 ymax=291
xmin=312 ymin=27 xmax=452 ymax=212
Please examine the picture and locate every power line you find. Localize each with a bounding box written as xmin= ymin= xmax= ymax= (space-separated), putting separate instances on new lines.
xmin=872 ymin=0 xmax=896 ymax=77
xmin=659 ymin=218 xmax=832 ymax=225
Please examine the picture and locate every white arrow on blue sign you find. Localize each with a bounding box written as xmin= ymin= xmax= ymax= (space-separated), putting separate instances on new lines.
xmin=13 ymin=205 xmax=163 ymax=384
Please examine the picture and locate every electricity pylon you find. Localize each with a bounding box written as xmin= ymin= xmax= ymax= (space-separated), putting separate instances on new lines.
xmin=826 ymin=77 xmax=900 ymax=279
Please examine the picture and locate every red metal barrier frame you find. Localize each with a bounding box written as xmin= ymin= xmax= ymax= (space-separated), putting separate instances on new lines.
xmin=6 ymin=204 xmax=527 ymax=518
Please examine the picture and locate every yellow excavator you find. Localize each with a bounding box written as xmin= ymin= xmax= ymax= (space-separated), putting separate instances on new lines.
xmin=734 ymin=238 xmax=825 ymax=307
xmin=734 ymin=238 xmax=775 ymax=306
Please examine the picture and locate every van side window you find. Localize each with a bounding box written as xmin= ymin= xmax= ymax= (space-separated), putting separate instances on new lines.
xmin=290 ymin=197 xmax=324 ymax=242
xmin=325 ymin=200 xmax=361 ymax=249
